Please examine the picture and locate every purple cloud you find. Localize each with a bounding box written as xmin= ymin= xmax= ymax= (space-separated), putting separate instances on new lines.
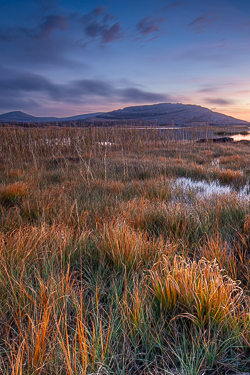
xmin=205 ymin=98 xmax=233 ymax=106
xmin=136 ymin=16 xmax=166 ymax=37
xmin=199 ymin=87 xmax=221 ymax=93
xmin=81 ymin=6 xmax=105 ymax=23
xmin=36 ymin=0 xmax=59 ymax=11
xmin=188 ymin=13 xmax=217 ymax=33
xmin=38 ymin=15 xmax=68 ymax=40
xmin=81 ymin=7 xmax=122 ymax=46
xmin=120 ymin=88 xmax=167 ymax=103
xmin=1 ymin=15 xmax=69 ymax=42
xmin=162 ymin=2 xmax=183 ymax=11
xmin=0 ymin=70 xmax=168 ymax=108
xmin=101 ymin=22 xmax=121 ymax=43
xmin=71 ymin=79 xmax=114 ymax=97
xmin=0 ymin=30 xmax=12 ymax=42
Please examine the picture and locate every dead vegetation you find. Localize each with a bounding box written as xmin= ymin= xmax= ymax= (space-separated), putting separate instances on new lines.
xmin=0 ymin=126 xmax=250 ymax=374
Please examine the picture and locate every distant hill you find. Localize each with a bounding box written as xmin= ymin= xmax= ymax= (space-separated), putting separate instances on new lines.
xmin=0 ymin=104 xmax=248 ymax=126
xmin=0 ymin=111 xmax=103 ymax=123
xmin=93 ymin=103 xmax=249 ymax=126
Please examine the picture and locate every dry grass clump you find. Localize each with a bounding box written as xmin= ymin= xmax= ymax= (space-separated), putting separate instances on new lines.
xmin=6 ymin=169 xmax=24 ymax=179
xmin=149 ymin=256 xmax=243 ymax=327
xmin=1 ymin=126 xmax=250 ymax=374
xmin=0 ymin=182 xmax=28 ymax=206
xmin=214 ymin=168 xmax=244 ymax=185
xmin=95 ymin=221 xmax=154 ymax=271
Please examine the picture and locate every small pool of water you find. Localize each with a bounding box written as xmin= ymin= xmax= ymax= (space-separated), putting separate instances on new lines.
xmin=175 ymin=177 xmax=250 ymax=198
xmin=98 ymin=141 xmax=116 ymax=146
xmin=44 ymin=137 xmax=71 ymax=146
xmin=126 ymin=127 xmax=186 ymax=130
xmin=231 ymin=133 xmax=250 ymax=141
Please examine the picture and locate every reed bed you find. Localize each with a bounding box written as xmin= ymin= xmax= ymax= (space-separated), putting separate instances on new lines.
xmin=0 ymin=126 xmax=250 ymax=374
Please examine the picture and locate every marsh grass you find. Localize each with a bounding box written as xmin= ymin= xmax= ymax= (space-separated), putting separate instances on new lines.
xmin=1 ymin=126 xmax=250 ymax=374
xmin=0 ymin=182 xmax=29 ymax=207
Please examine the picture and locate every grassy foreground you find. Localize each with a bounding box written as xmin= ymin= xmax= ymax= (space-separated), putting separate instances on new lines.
xmin=1 ymin=126 xmax=250 ymax=374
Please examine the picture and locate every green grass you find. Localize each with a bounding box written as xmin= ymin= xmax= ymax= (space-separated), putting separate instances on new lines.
xmin=215 ymin=128 xmax=249 ymax=136
xmin=0 ymin=126 xmax=250 ymax=374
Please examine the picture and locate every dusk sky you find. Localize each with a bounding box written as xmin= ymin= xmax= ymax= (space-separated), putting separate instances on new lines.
xmin=1 ymin=0 xmax=250 ymax=120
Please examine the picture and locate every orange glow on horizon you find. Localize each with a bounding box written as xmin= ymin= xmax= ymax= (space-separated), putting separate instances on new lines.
xmin=213 ymin=108 xmax=250 ymax=123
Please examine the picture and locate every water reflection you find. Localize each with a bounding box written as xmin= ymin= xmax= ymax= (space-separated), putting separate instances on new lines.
xmin=126 ymin=127 xmax=185 ymax=130
xmin=175 ymin=177 xmax=250 ymax=199
xmin=231 ymin=133 xmax=250 ymax=141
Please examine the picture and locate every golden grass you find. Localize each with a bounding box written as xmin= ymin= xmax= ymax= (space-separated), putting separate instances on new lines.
xmin=149 ymin=256 xmax=243 ymax=327
xmin=0 ymin=126 xmax=250 ymax=373
xmin=0 ymin=182 xmax=28 ymax=206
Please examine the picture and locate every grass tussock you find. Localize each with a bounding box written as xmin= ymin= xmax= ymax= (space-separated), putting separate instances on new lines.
xmin=149 ymin=256 xmax=243 ymax=326
xmin=1 ymin=126 xmax=250 ymax=374
xmin=0 ymin=182 xmax=28 ymax=207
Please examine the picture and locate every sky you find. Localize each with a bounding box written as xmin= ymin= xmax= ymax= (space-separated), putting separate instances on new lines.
xmin=1 ymin=0 xmax=250 ymax=120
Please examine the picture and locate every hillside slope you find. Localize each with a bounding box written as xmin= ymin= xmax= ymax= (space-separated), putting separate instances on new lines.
xmin=0 ymin=111 xmax=103 ymax=123
xmin=94 ymin=103 xmax=249 ymax=126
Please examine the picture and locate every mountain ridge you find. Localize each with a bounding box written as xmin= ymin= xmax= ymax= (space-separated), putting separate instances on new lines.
xmin=0 ymin=104 xmax=248 ymax=126
xmin=0 ymin=111 xmax=103 ymax=123
xmin=94 ymin=103 xmax=249 ymax=126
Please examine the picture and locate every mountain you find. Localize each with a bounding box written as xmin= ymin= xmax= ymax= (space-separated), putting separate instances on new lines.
xmin=0 ymin=104 xmax=249 ymax=126
xmin=94 ymin=103 xmax=249 ymax=126
xmin=0 ymin=111 xmax=103 ymax=123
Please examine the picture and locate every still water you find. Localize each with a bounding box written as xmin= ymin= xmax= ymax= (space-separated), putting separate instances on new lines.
xmin=230 ymin=133 xmax=250 ymax=141
xmin=175 ymin=177 xmax=250 ymax=199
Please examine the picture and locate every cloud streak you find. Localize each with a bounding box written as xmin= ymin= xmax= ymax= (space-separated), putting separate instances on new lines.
xmin=120 ymin=88 xmax=167 ymax=102
xmin=205 ymin=98 xmax=233 ymax=106
xmin=0 ymin=70 xmax=168 ymax=112
xmin=0 ymin=30 xmax=12 ymax=42
xmin=80 ymin=7 xmax=122 ymax=46
xmin=36 ymin=0 xmax=59 ymax=11
xmin=162 ymin=2 xmax=183 ymax=11
xmin=0 ymin=15 xmax=69 ymax=43
xmin=37 ymin=15 xmax=68 ymax=40
xmin=188 ymin=13 xmax=217 ymax=33
xmin=134 ymin=16 xmax=166 ymax=42
xmin=137 ymin=17 xmax=166 ymax=36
